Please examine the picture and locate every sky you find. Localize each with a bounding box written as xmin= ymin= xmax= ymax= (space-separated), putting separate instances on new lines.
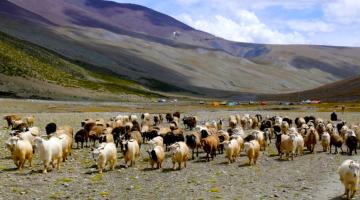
xmin=111 ymin=0 xmax=360 ymax=47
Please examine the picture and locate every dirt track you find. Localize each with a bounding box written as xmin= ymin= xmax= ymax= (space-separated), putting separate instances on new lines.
xmin=0 ymin=110 xmax=359 ymax=200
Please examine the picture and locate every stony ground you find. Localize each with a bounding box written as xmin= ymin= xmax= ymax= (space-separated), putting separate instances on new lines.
xmin=0 ymin=104 xmax=359 ymax=200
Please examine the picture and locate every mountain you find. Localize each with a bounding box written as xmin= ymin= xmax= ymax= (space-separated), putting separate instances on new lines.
xmin=260 ymin=76 xmax=360 ymax=102
xmin=0 ymin=31 xmax=161 ymax=100
xmin=1 ymin=0 xmax=360 ymax=100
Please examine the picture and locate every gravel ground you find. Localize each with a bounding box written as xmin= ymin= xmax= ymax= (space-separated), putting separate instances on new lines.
xmin=0 ymin=110 xmax=359 ymax=200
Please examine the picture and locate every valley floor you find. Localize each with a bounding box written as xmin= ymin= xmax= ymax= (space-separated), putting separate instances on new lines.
xmin=0 ymin=99 xmax=359 ymax=199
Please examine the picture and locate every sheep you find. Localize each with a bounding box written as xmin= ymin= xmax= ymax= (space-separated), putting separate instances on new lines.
xmin=338 ymin=159 xmax=360 ymax=199
xmin=229 ymin=115 xmax=237 ymax=129
xmin=246 ymin=117 xmax=253 ymax=130
xmin=91 ymin=142 xmax=117 ymax=174
xmin=88 ymin=125 xmax=103 ymax=147
xmin=255 ymin=114 xmax=263 ymax=124
xmin=57 ymin=126 xmax=74 ymax=154
xmin=263 ymin=128 xmax=272 ymax=145
xmin=244 ymin=134 xmax=256 ymax=142
xmin=141 ymin=113 xmax=151 ymax=122
xmin=346 ymin=130 xmax=357 ymax=156
xmin=217 ymin=119 xmax=223 ymax=130
xmin=99 ymin=127 xmax=114 ymax=144
xmin=251 ymin=116 xmax=260 ymax=129
xmin=183 ymin=116 xmax=197 ymax=130
xmin=111 ymin=127 xmax=123 ymax=147
xmin=25 ymin=116 xmax=35 ymax=127
xmin=165 ymin=113 xmax=173 ymax=123
xmin=95 ymin=118 xmax=107 ymax=127
xmin=218 ymin=130 xmax=230 ymax=154
xmin=163 ymin=127 xmax=184 ymax=150
xmin=129 ymin=115 xmax=138 ymax=122
xmin=18 ymin=127 xmax=40 ymax=141
xmin=6 ymin=136 xmax=33 ymax=170
xmin=81 ymin=118 xmax=95 ymax=127
xmin=337 ymin=121 xmax=347 ymax=135
xmin=281 ymin=121 xmax=289 ymax=134
xmin=274 ymin=125 xmax=282 ymax=155
xmin=352 ymin=125 xmax=360 ymax=148
xmin=304 ymin=116 xmax=316 ymax=124
xmin=3 ymin=115 xmax=21 ymax=129
xmin=279 ymin=134 xmax=295 ymax=160
xmin=201 ymin=135 xmax=219 ymax=161
xmin=147 ymin=145 xmax=165 ymax=169
xmin=12 ymin=120 xmax=28 ymax=132
xmin=171 ymin=117 xmax=180 ymax=129
xmin=289 ymin=127 xmax=304 ymax=156
xmin=316 ymin=122 xmax=326 ymax=140
xmin=75 ymin=129 xmax=88 ymax=148
xmin=295 ymin=117 xmax=306 ymax=128
xmin=148 ymin=136 xmax=164 ymax=148
xmin=244 ymin=140 xmax=260 ymax=165
xmin=154 ymin=115 xmax=161 ymax=126
xmin=304 ymin=127 xmax=319 ymax=153
xmin=131 ymin=120 xmax=141 ymax=132
xmin=282 ymin=117 xmax=293 ymax=127
xmin=173 ymin=112 xmax=180 ymax=119
xmin=56 ymin=133 xmax=72 ymax=162
xmin=15 ymin=127 xmax=40 ymax=153
xmin=340 ymin=125 xmax=350 ymax=140
xmin=124 ymin=131 xmax=143 ymax=149
xmin=315 ymin=118 xmax=324 ymax=127
xmin=260 ymin=120 xmax=272 ymax=132
xmin=205 ymin=121 xmax=218 ymax=130
xmin=227 ymin=127 xmax=245 ymax=138
xmin=122 ymin=139 xmax=140 ymax=168
xmin=33 ymin=136 xmax=63 ymax=173
xmin=58 ymin=125 xmax=74 ymax=138
xmin=321 ymin=132 xmax=331 ymax=152
xmin=45 ymin=122 xmax=57 ymax=136
xmin=169 ymin=142 xmax=189 ymax=170
xmin=185 ymin=132 xmax=201 ymax=160
xmin=330 ymin=131 xmax=344 ymax=154
xmin=275 ymin=116 xmax=283 ymax=125
xmin=223 ymin=139 xmax=240 ymax=164
xmin=230 ymin=134 xmax=244 ymax=153
xmin=299 ymin=124 xmax=309 ymax=138
xmin=142 ymin=128 xmax=159 ymax=143
xmin=250 ymin=130 xmax=266 ymax=151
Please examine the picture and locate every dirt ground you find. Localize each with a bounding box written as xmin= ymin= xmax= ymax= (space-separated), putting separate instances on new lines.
xmin=0 ymin=99 xmax=359 ymax=200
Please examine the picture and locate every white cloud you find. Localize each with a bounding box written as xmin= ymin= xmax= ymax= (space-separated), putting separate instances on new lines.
xmin=177 ymin=10 xmax=306 ymax=44
xmin=174 ymin=0 xmax=200 ymax=6
xmin=323 ymin=0 xmax=360 ymax=24
xmin=286 ymin=20 xmax=334 ymax=33
xmin=172 ymin=0 xmax=325 ymax=10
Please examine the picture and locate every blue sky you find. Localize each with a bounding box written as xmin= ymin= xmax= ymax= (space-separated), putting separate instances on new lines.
xmin=111 ymin=0 xmax=360 ymax=47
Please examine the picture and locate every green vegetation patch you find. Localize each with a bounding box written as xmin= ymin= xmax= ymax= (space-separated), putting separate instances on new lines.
xmin=0 ymin=31 xmax=161 ymax=98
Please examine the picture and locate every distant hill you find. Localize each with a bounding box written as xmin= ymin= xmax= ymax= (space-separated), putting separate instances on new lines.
xmin=0 ymin=0 xmax=360 ymax=100
xmin=260 ymin=76 xmax=360 ymax=102
xmin=0 ymin=31 xmax=161 ymax=100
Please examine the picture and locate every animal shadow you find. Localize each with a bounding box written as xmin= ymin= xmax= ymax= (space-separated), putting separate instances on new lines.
xmin=329 ymin=195 xmax=343 ymax=200
xmin=238 ymin=163 xmax=251 ymax=168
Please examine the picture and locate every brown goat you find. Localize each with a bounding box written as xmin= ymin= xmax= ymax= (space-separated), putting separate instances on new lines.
xmin=3 ymin=115 xmax=21 ymax=129
xmin=305 ymin=127 xmax=319 ymax=153
xmin=201 ymin=135 xmax=220 ymax=162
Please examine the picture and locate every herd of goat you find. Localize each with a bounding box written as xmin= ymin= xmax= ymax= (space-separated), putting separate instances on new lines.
xmin=3 ymin=111 xmax=360 ymax=199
